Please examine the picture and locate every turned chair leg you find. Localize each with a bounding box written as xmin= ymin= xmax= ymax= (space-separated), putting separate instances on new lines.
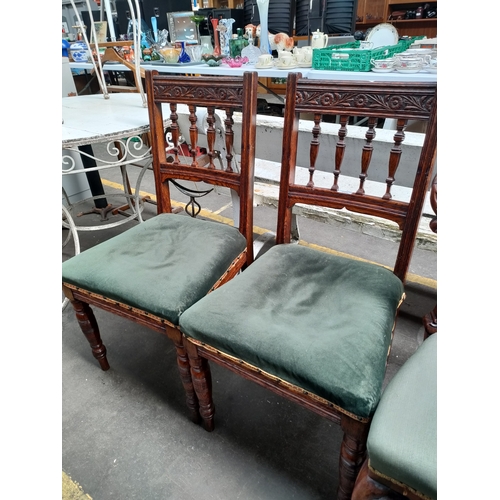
xmin=337 ymin=417 xmax=370 ymax=500
xmin=69 ymin=298 xmax=110 ymax=371
xmin=166 ymin=326 xmax=200 ymax=424
xmin=184 ymin=339 xmax=215 ymax=432
xmin=352 ymin=459 xmax=396 ymax=500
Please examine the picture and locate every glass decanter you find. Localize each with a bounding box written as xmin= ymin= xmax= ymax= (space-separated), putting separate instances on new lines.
xmin=241 ymin=29 xmax=261 ymax=64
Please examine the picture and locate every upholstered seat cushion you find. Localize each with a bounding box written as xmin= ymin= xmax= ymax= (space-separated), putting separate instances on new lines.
xmin=179 ymin=244 xmax=405 ymax=418
xmin=62 ymin=214 xmax=247 ymax=325
xmin=367 ymin=334 xmax=437 ymax=499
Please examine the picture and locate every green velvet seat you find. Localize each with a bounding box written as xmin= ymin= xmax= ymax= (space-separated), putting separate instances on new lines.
xmin=366 ymin=334 xmax=437 ymax=499
xmin=180 ymin=243 xmax=405 ymax=418
xmin=62 ymin=213 xmax=247 ymax=325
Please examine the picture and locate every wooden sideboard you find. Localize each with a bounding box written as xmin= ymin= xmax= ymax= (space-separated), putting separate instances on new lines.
xmin=356 ymin=0 xmax=437 ymax=38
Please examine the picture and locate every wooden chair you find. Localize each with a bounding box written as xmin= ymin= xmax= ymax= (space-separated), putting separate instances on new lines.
xmin=423 ymin=174 xmax=437 ymax=338
xmin=62 ymin=70 xmax=259 ymax=423
xmin=179 ymin=73 xmax=437 ymax=499
xmin=351 ymin=334 xmax=437 ymax=500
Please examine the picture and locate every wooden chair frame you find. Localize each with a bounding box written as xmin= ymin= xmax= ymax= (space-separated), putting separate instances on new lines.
xmin=182 ymin=73 xmax=437 ymax=499
xmin=353 ymin=459 xmax=431 ymax=500
xmin=63 ymin=70 xmax=259 ymax=423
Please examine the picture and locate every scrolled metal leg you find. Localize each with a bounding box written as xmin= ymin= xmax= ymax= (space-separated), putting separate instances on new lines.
xmin=62 ymin=205 xmax=80 ymax=311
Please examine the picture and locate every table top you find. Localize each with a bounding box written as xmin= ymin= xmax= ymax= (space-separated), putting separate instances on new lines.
xmin=62 ymin=93 xmax=154 ymax=148
xmin=70 ymin=61 xmax=437 ymax=83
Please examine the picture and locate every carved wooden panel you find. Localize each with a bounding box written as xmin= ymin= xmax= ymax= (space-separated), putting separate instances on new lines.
xmin=151 ymin=80 xmax=245 ymax=108
xmin=293 ymin=81 xmax=436 ymax=120
xmin=278 ymin=73 xmax=437 ymax=282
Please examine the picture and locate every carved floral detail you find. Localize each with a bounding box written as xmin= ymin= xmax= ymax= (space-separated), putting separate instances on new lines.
xmin=296 ymin=90 xmax=434 ymax=114
xmin=153 ymin=84 xmax=243 ymax=104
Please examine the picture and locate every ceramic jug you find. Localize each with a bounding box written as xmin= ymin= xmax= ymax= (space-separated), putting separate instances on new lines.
xmin=311 ymin=30 xmax=328 ymax=49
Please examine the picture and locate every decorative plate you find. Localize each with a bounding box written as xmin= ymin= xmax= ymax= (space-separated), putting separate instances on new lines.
xmin=365 ymin=23 xmax=398 ymax=48
xmin=371 ymin=67 xmax=394 ymax=73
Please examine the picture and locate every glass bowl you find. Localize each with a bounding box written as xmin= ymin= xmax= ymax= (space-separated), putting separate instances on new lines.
xmin=202 ymin=54 xmax=224 ymax=66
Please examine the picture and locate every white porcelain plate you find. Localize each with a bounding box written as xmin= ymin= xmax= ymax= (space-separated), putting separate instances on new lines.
xmin=366 ymin=23 xmax=399 ymax=49
xmin=371 ymin=67 xmax=394 ymax=73
xmin=395 ymin=67 xmax=421 ymax=73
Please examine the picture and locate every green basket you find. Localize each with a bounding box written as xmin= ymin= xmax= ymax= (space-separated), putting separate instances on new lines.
xmin=312 ymin=38 xmax=416 ymax=72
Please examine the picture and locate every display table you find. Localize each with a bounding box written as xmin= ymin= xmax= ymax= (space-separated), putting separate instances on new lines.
xmin=62 ymin=93 xmax=167 ymax=235
xmin=69 ymin=60 xmax=437 ymax=83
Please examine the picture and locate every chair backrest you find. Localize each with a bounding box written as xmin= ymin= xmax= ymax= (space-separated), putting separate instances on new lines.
xmin=278 ymin=73 xmax=437 ymax=282
xmin=145 ymin=70 xmax=259 ymax=264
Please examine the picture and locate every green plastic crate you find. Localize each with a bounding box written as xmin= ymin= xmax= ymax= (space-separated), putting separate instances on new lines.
xmin=311 ymin=38 xmax=417 ymax=72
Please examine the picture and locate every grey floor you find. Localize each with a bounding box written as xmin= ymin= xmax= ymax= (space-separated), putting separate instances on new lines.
xmin=62 ymin=158 xmax=436 ymax=500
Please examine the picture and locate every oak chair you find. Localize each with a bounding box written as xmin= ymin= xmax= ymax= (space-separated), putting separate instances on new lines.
xmin=179 ymin=73 xmax=437 ymax=499
xmin=62 ymin=70 xmax=259 ymax=423
xmin=351 ymin=334 xmax=437 ymax=500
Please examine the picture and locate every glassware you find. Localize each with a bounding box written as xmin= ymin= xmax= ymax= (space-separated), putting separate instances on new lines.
xmin=256 ymin=0 xmax=271 ymax=54
xmin=210 ymin=18 xmax=221 ymax=56
xmin=186 ymin=44 xmax=203 ymax=62
xmin=241 ymin=29 xmax=261 ymax=64
xmin=230 ymin=28 xmax=248 ymax=58
xmin=217 ymin=18 xmax=235 ymax=58
xmin=190 ymin=14 xmax=205 ymax=43
xmin=175 ymin=41 xmax=191 ymax=63
xmin=200 ymin=35 xmax=214 ymax=55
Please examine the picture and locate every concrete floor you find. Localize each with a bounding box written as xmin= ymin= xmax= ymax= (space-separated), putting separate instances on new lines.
xmin=62 ymin=158 xmax=436 ymax=500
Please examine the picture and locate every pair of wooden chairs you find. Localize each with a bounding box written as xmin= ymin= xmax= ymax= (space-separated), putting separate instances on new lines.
xmin=62 ymin=70 xmax=437 ymax=499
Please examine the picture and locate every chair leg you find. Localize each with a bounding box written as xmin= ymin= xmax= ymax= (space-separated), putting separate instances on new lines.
xmin=352 ymin=459 xmax=399 ymax=499
xmin=337 ymin=416 xmax=370 ymax=500
xmin=423 ymin=305 xmax=437 ymax=339
xmin=166 ymin=326 xmax=200 ymax=424
xmin=69 ymin=298 xmax=110 ymax=371
xmin=184 ymin=339 xmax=215 ymax=432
